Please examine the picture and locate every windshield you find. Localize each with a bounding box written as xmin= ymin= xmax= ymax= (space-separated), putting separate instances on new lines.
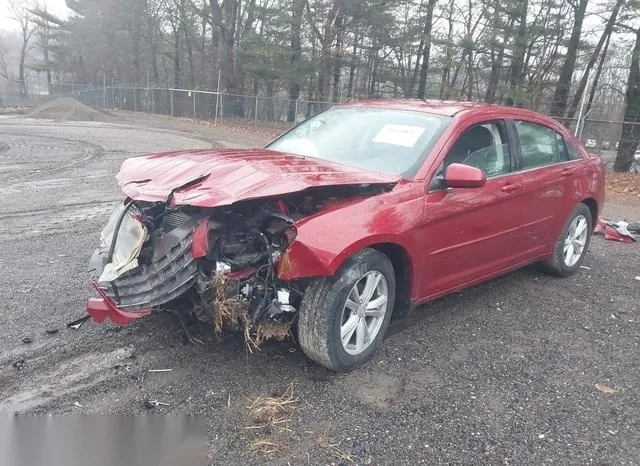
xmin=267 ymin=107 xmax=451 ymax=177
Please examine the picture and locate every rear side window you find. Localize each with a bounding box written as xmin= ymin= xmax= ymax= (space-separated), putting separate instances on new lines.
xmin=515 ymin=121 xmax=570 ymax=169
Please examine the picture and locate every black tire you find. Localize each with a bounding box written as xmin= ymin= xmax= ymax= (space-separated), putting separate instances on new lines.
xmin=543 ymin=203 xmax=593 ymax=277
xmin=297 ymin=248 xmax=396 ymax=372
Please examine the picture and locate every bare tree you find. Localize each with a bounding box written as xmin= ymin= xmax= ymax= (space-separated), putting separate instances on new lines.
xmin=549 ymin=0 xmax=590 ymax=117
xmin=0 ymin=45 xmax=10 ymax=80
xmin=614 ymin=23 xmax=640 ymax=172
xmin=9 ymin=0 xmax=36 ymax=99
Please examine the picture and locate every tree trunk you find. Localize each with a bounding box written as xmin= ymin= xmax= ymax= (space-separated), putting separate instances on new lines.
xmin=332 ymin=15 xmax=343 ymax=102
xmin=565 ymin=0 xmax=622 ymax=121
xmin=416 ymin=0 xmax=437 ymax=99
xmin=369 ymin=42 xmax=379 ymax=97
xmin=549 ymin=0 xmax=589 ymax=117
xmin=347 ymin=25 xmax=359 ymax=99
xmin=173 ymin=25 xmax=181 ymax=88
xmin=18 ymin=41 xmax=27 ymax=98
xmin=287 ymin=0 xmax=304 ymax=121
xmin=439 ymin=0 xmax=455 ymax=99
xmin=613 ymin=27 xmax=640 ymax=172
xmin=584 ymin=31 xmax=611 ymax=117
xmin=507 ymin=0 xmax=528 ymax=107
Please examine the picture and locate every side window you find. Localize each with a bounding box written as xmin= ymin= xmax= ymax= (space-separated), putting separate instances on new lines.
xmin=515 ymin=121 xmax=571 ymax=169
xmin=567 ymin=140 xmax=583 ymax=160
xmin=430 ymin=121 xmax=510 ymax=190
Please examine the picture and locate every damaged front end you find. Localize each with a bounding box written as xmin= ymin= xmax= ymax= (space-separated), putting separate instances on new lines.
xmin=87 ymin=184 xmax=390 ymax=344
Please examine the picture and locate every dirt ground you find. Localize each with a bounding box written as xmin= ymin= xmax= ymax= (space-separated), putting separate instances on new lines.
xmin=0 ymin=112 xmax=638 ymax=465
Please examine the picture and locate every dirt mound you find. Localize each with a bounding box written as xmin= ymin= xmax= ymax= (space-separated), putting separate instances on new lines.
xmin=28 ymin=97 xmax=114 ymax=122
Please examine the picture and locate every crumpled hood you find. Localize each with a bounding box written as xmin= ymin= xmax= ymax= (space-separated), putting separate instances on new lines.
xmin=117 ymin=148 xmax=399 ymax=207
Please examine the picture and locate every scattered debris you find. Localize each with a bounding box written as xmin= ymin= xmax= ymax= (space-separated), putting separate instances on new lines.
xmin=594 ymin=219 xmax=639 ymax=243
xmin=249 ymin=439 xmax=280 ymax=455
xmin=12 ymin=359 xmax=26 ymax=370
xmin=45 ymin=328 xmax=59 ymax=335
xmin=634 ymin=276 xmax=640 ymax=281
xmin=246 ymin=383 xmax=298 ymax=428
xmin=73 ymin=402 xmax=83 ymax=408
xmin=67 ymin=315 xmax=91 ymax=330
xmin=148 ymin=368 xmax=173 ymax=373
xmin=143 ymin=399 xmax=155 ymax=410
xmin=143 ymin=399 xmax=171 ymax=409
xmin=579 ymin=265 xmax=591 ymax=270
xmin=21 ymin=337 xmax=32 ymax=344
xmin=595 ymin=383 xmax=617 ymax=394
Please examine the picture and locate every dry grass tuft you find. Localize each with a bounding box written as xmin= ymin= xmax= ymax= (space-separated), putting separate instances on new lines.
xmin=212 ymin=273 xmax=294 ymax=351
xmin=246 ymin=383 xmax=298 ymax=428
xmin=212 ymin=273 xmax=248 ymax=335
xmin=322 ymin=442 xmax=357 ymax=464
xmin=255 ymin=322 xmax=293 ymax=346
xmin=317 ymin=422 xmax=357 ymax=464
xmin=249 ymin=439 xmax=280 ymax=455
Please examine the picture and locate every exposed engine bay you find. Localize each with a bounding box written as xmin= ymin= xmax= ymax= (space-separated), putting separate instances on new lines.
xmin=88 ymin=183 xmax=391 ymax=346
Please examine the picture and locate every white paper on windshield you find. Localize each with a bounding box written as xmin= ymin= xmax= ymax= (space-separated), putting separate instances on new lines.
xmin=372 ymin=124 xmax=425 ymax=148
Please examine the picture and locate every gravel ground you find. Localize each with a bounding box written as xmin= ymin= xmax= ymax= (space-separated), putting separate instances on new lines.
xmin=0 ymin=113 xmax=638 ymax=465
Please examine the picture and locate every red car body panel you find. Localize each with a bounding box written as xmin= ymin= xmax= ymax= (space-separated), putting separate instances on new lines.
xmin=96 ymin=100 xmax=605 ymax=321
xmin=86 ymin=281 xmax=151 ymax=325
xmin=276 ymin=103 xmax=604 ymax=306
xmin=117 ymin=148 xmax=399 ymax=207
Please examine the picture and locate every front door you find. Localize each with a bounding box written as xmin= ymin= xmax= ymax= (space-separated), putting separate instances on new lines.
xmin=417 ymin=120 xmax=526 ymax=300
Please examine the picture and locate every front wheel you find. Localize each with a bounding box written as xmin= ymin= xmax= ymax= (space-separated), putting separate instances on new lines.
xmin=543 ymin=203 xmax=593 ymax=276
xmin=297 ymin=248 xmax=396 ymax=372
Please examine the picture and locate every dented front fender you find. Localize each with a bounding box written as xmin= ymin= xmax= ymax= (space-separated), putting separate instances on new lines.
xmin=278 ymin=184 xmax=424 ymax=280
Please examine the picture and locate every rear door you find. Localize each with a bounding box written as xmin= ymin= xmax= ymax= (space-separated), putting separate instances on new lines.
xmin=419 ymin=119 xmax=525 ymax=299
xmin=510 ymin=119 xmax=584 ymax=259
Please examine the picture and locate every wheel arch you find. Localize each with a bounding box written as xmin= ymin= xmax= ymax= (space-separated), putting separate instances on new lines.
xmin=581 ymin=197 xmax=598 ymax=226
xmin=369 ymin=243 xmax=413 ymax=317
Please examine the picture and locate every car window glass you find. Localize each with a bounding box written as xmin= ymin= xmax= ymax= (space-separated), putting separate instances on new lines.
xmin=567 ymin=140 xmax=582 ymax=160
xmin=515 ymin=121 xmax=570 ymax=169
xmin=430 ymin=122 xmax=510 ymax=190
xmin=268 ymin=108 xmax=451 ymax=177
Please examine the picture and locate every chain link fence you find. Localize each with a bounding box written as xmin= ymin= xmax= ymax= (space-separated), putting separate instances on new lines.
xmin=2 ymin=80 xmax=639 ymax=171
xmin=66 ymin=85 xmax=333 ymax=124
xmin=0 ymin=79 xmax=89 ymax=108
xmin=566 ymin=118 xmax=640 ymax=172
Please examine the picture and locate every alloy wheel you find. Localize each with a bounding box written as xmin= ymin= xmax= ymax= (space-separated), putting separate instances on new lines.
xmin=340 ymin=271 xmax=389 ymax=355
xmin=564 ymin=214 xmax=588 ymax=267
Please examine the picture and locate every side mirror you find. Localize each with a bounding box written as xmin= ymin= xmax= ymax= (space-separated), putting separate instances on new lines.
xmin=444 ymin=163 xmax=486 ymax=189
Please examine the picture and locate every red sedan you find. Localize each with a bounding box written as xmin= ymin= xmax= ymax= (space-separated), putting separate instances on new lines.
xmin=87 ymin=100 xmax=605 ymax=372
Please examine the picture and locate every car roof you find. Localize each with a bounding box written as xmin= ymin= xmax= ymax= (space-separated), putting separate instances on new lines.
xmin=337 ymin=99 xmax=538 ymax=118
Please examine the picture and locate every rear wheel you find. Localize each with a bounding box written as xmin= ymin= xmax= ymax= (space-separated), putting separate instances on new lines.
xmin=297 ymin=248 xmax=395 ymax=372
xmin=543 ymin=203 xmax=592 ymax=276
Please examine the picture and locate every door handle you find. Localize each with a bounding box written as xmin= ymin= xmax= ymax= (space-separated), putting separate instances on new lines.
xmin=501 ymin=183 xmax=522 ymax=193
xmin=561 ymin=168 xmax=576 ymax=177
